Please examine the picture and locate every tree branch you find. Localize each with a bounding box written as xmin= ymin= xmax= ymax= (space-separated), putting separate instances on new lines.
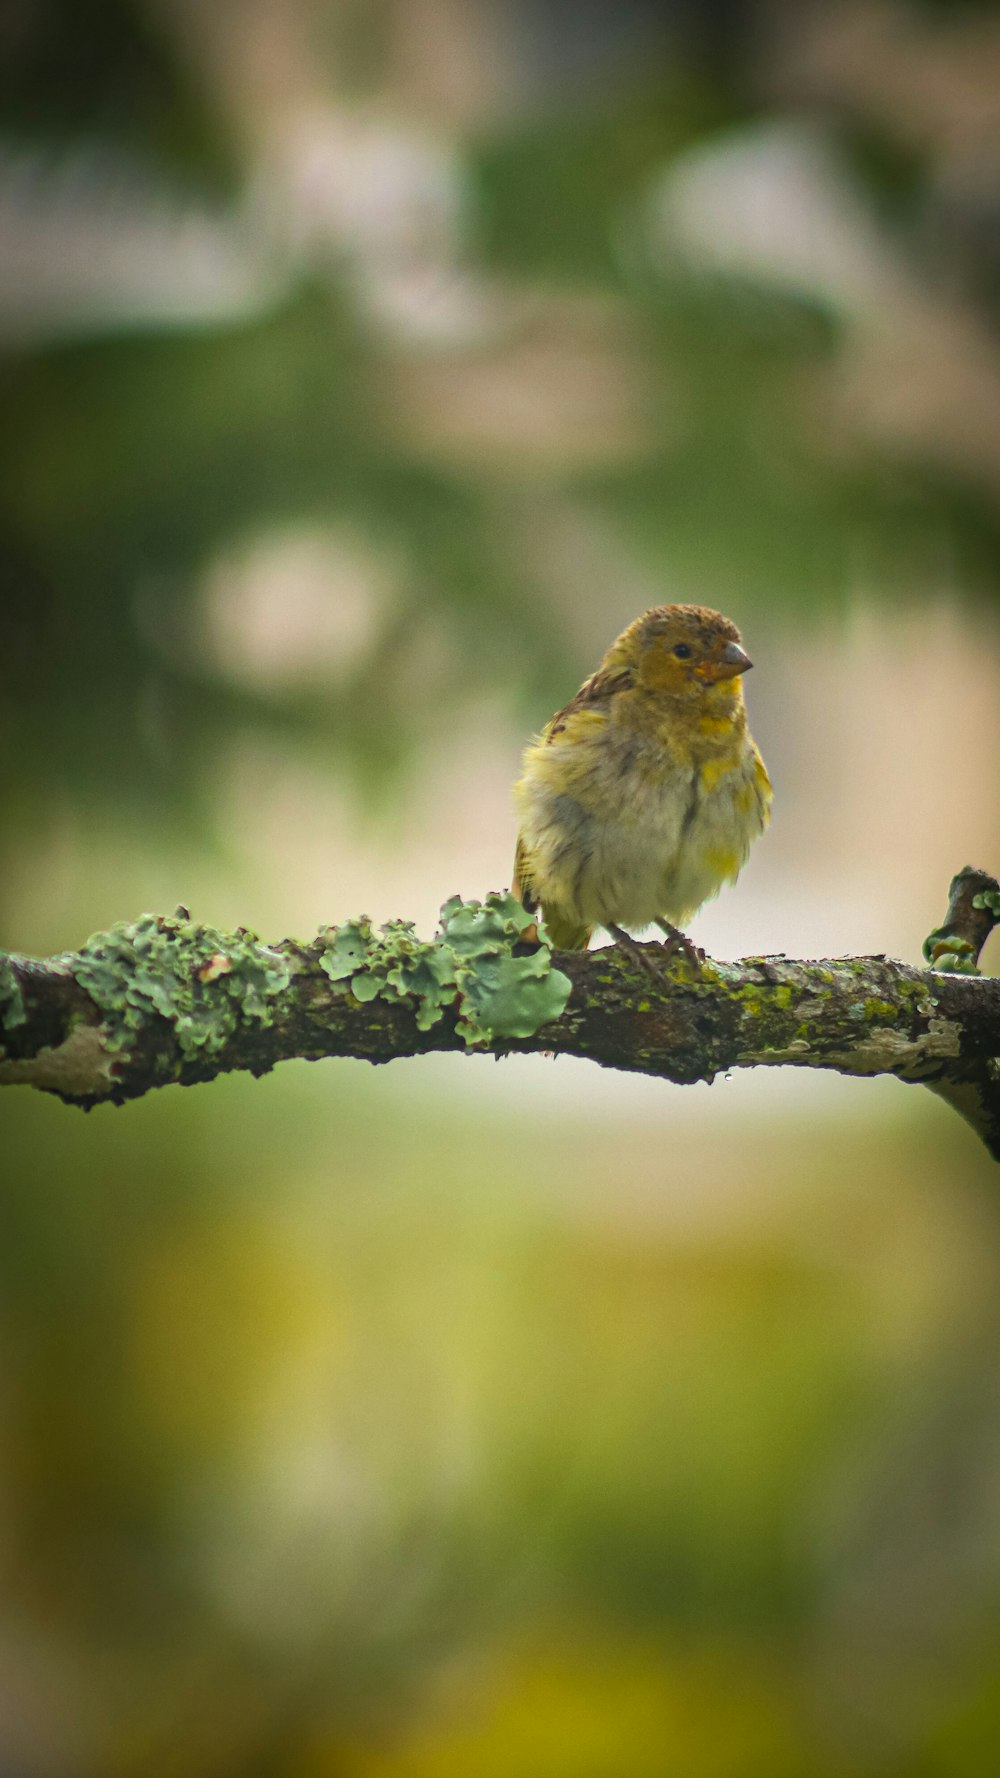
xmin=2 ymin=874 xmax=998 ymax=1157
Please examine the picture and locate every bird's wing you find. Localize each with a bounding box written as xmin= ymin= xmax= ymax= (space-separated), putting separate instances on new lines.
xmin=512 ymin=835 xmax=592 ymax=948
xmin=542 ymin=666 xmax=634 ymax=742
xmin=513 ymin=665 xmax=630 ymax=906
xmin=511 ymin=834 xmax=538 ymax=913
xmin=511 ymin=665 xmax=631 ymax=951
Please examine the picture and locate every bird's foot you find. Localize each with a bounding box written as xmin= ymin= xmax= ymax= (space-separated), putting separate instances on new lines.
xmin=655 ymin=920 xmax=705 ymax=969
xmin=606 ymin=923 xmax=700 ymax=982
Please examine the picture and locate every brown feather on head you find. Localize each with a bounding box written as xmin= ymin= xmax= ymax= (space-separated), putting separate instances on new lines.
xmin=621 ymin=604 xmax=752 ymax=692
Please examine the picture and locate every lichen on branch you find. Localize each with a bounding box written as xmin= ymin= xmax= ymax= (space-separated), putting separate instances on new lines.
xmin=317 ymin=893 xmax=571 ymax=1043
xmin=923 ymin=866 xmax=1000 ymax=976
xmin=1 ymin=872 xmax=998 ymax=1160
xmin=0 ymin=894 xmax=573 ymax=1102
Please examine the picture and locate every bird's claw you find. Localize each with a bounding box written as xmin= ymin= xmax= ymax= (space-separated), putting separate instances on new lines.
xmin=656 ymin=921 xmax=705 ymax=968
xmin=608 ymin=923 xmax=704 ymax=982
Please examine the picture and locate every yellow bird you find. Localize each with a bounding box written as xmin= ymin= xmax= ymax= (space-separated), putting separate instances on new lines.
xmin=513 ymin=604 xmax=771 ymax=962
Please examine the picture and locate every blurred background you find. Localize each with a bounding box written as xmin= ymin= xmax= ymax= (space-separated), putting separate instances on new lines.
xmin=3 ymin=1 xmax=1000 ymax=1772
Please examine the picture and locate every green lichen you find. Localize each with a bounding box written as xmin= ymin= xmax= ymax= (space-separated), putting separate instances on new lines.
xmin=318 ymin=892 xmax=572 ymax=1045
xmin=319 ymin=918 xmax=374 ymax=982
xmin=0 ymin=957 xmax=27 ymax=1034
xmin=922 ymin=928 xmax=980 ymax=976
xmin=71 ymin=912 xmax=294 ymax=1060
xmin=973 ymin=888 xmax=1000 ymax=920
xmin=320 ymin=914 xmax=458 ymax=1029
xmin=864 ymin=998 xmax=897 ymax=1021
xmin=731 ymin=978 xmax=776 ymax=1016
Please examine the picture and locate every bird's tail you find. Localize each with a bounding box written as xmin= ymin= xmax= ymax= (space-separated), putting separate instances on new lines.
xmin=538 ymin=911 xmax=593 ymax=950
xmin=512 ymin=839 xmax=592 ymax=951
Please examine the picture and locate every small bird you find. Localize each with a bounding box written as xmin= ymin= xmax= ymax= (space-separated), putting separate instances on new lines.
xmin=513 ymin=605 xmax=771 ymax=964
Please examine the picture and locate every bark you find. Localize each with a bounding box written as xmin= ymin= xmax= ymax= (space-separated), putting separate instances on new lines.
xmin=1 ymin=870 xmax=998 ymax=1159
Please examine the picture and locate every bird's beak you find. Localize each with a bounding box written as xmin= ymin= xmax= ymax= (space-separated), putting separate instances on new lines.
xmin=701 ymin=640 xmax=753 ymax=682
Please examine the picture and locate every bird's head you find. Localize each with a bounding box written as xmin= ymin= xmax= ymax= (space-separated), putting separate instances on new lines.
xmin=613 ymin=605 xmax=753 ymax=699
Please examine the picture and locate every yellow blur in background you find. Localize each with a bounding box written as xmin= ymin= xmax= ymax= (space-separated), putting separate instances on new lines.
xmin=3 ymin=2 xmax=1000 ymax=1774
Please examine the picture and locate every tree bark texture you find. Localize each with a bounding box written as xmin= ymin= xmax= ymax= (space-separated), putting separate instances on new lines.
xmin=2 ymin=871 xmax=998 ymax=1158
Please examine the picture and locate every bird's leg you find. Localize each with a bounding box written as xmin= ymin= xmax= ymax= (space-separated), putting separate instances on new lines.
xmin=655 ymin=919 xmax=705 ymax=967
xmin=606 ymin=924 xmax=674 ymax=981
xmin=607 ymin=922 xmax=707 ymax=982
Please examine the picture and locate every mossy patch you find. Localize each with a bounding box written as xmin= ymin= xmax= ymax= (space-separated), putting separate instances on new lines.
xmin=864 ymin=998 xmax=897 ymax=1021
xmin=319 ymin=892 xmax=572 ymax=1045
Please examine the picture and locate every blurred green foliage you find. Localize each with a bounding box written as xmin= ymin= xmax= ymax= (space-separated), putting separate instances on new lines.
xmin=6 ymin=1063 xmax=1000 ymax=1774
xmin=3 ymin=0 xmax=999 ymax=856
xmin=3 ymin=3 xmax=1000 ymax=1773
xmin=0 ymin=0 xmax=235 ymax=180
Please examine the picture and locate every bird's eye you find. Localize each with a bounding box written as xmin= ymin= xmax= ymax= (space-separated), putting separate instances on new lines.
xmin=672 ymin=643 xmax=693 ymax=660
